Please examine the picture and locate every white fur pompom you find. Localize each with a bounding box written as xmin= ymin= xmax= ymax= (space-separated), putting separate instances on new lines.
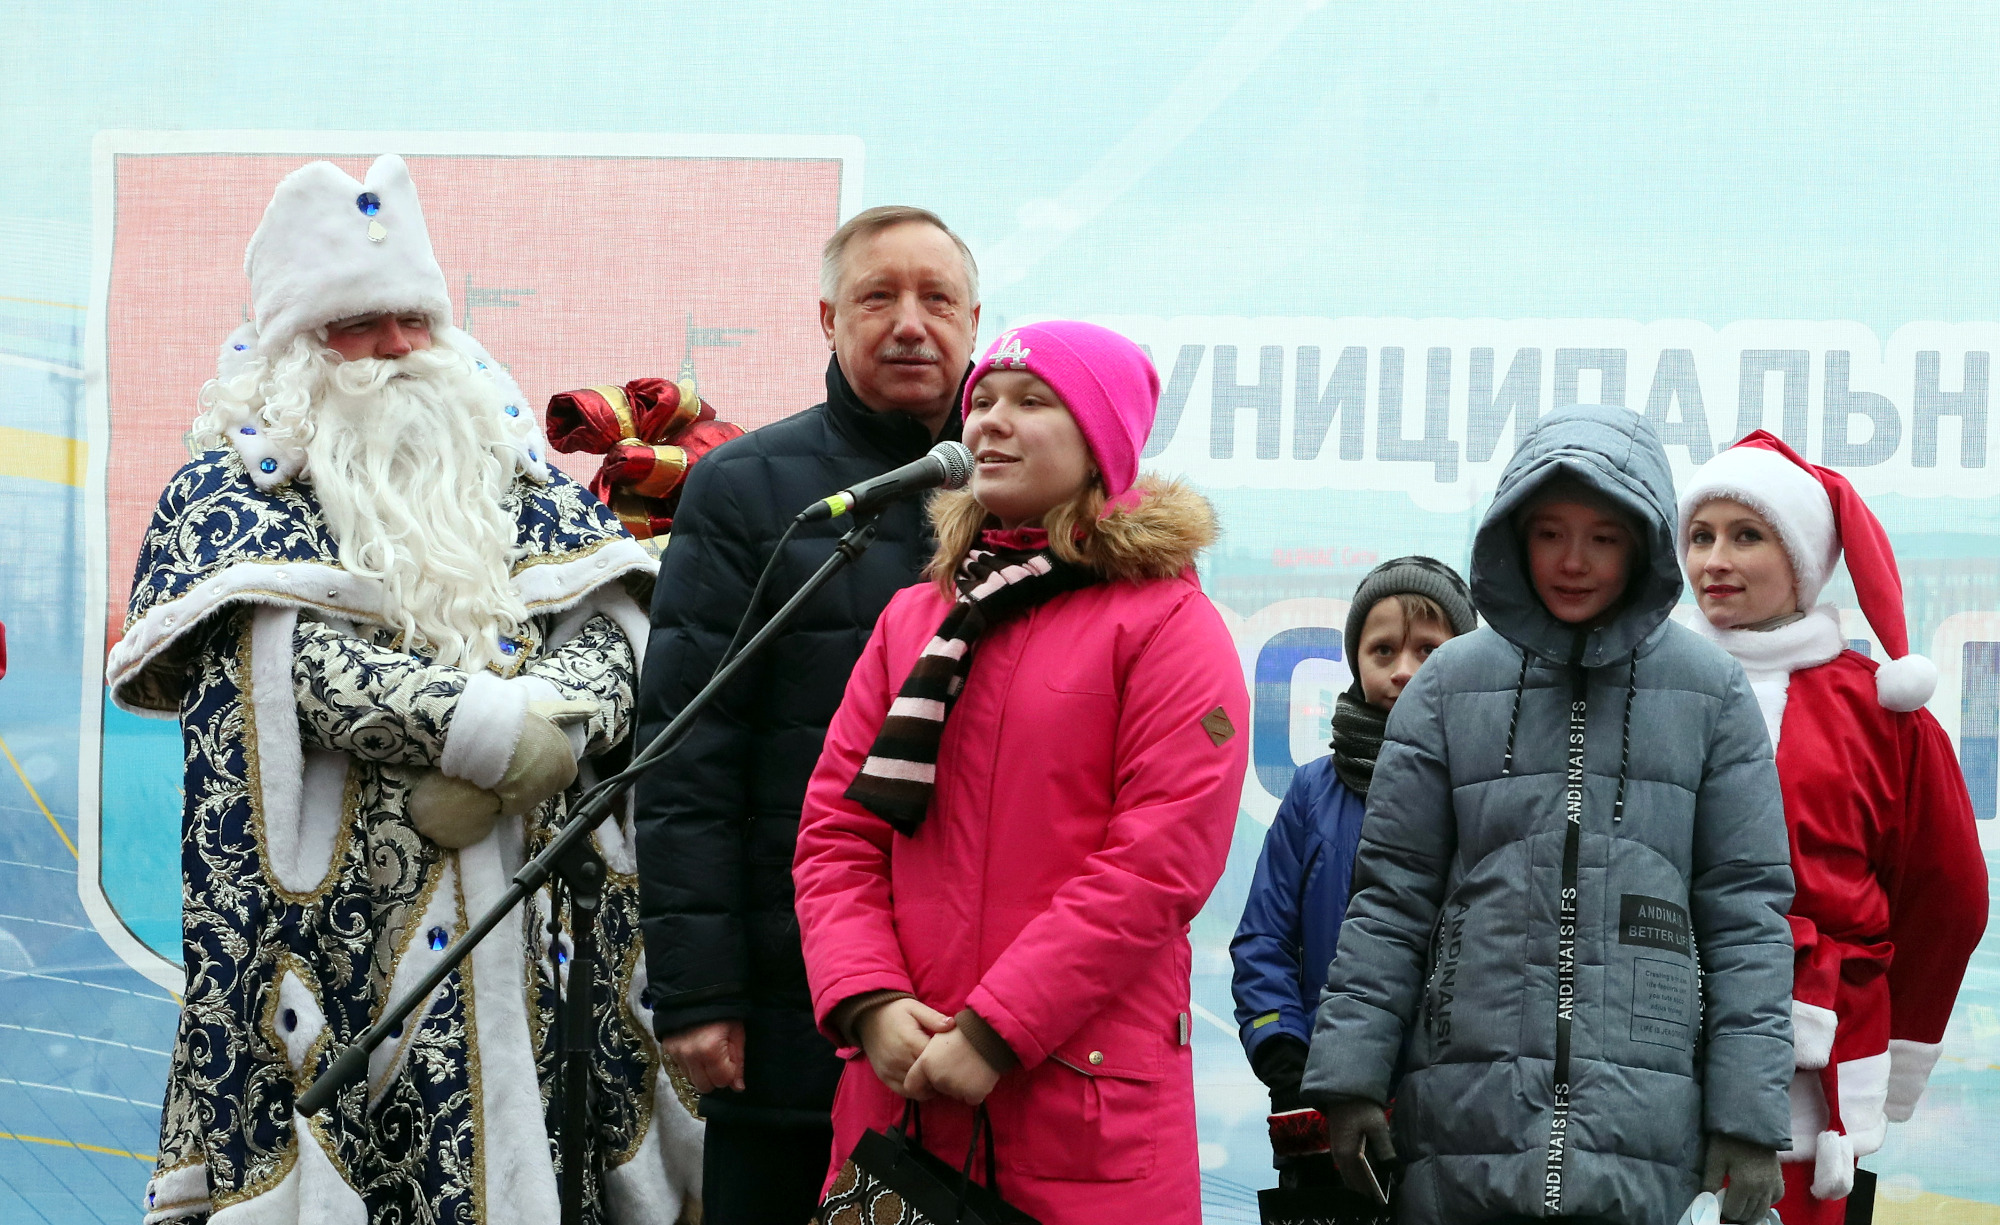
xmin=1811 ymin=1128 xmax=1854 ymax=1200
xmin=1876 ymin=653 xmax=1938 ymax=711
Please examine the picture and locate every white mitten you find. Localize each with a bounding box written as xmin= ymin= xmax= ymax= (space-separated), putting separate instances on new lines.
xmin=491 ymin=701 xmax=595 ymax=817
xmin=410 ymin=772 xmax=502 ymax=848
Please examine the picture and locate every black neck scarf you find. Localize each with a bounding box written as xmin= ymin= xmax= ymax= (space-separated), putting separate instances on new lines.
xmin=1330 ymin=688 xmax=1390 ymax=798
xmin=845 ymin=534 xmax=1098 ymax=834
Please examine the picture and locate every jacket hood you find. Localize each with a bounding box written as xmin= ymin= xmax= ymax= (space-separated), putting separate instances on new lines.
xmin=927 ymin=473 xmax=1216 ymax=586
xmin=1472 ymin=404 xmax=1683 ymax=667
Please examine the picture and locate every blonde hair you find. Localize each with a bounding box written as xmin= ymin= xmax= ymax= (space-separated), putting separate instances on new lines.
xmin=1392 ymin=592 xmax=1453 ymax=636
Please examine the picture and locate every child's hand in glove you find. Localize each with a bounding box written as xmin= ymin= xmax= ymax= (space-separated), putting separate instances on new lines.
xmin=1320 ymin=1095 xmax=1394 ymax=1202
xmin=1702 ymin=1133 xmax=1783 ymax=1223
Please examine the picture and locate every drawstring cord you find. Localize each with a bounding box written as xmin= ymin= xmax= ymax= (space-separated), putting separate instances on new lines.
xmin=1612 ymin=659 xmax=1637 ymax=821
xmin=1500 ymin=652 xmax=1530 ymax=775
xmin=1497 ymin=643 xmax=1638 ymax=815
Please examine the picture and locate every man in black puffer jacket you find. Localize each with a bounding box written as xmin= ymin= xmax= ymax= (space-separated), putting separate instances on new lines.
xmin=634 ymin=206 xmax=980 ymax=1224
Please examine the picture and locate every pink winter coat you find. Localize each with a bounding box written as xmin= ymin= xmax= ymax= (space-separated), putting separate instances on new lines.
xmin=794 ymin=482 xmax=1249 ymax=1224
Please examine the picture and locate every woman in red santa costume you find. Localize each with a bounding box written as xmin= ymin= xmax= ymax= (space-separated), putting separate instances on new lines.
xmin=1678 ymin=430 xmax=1989 ymax=1224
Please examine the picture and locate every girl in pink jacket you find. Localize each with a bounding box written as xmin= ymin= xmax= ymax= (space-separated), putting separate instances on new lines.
xmin=794 ymin=320 xmax=1250 ymax=1223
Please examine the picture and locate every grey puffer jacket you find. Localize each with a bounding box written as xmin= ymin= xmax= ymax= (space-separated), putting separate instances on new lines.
xmin=1302 ymin=406 xmax=1794 ymax=1224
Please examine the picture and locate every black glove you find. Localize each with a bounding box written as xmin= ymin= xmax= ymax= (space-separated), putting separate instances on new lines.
xmin=1250 ymin=1035 xmax=1309 ymax=1111
xmin=1320 ymin=1094 xmax=1395 ymax=1202
xmin=1702 ymin=1132 xmax=1783 ymax=1223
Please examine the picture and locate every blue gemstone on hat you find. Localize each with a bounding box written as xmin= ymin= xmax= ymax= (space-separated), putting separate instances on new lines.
xmin=476 ymin=360 xmax=487 ymax=369
xmin=239 ymin=426 xmax=257 ymax=435
xmin=356 ymin=192 xmax=381 ymax=216
xmin=388 ymin=1020 xmax=403 ymax=1039
xmin=281 ymin=1008 xmax=297 ymax=1033
xmin=528 ymin=450 xmax=539 ymax=461
xmin=500 ymin=640 xmax=518 ymax=655
xmin=147 ymin=1192 xmax=156 ymax=1208
xmin=555 ymin=944 xmax=568 ymax=965
xmin=259 ymin=458 xmax=278 ymax=474
xmin=505 ymin=405 xmax=520 ymax=417
xmin=233 ymin=343 xmax=248 ymax=351
xmin=427 ymin=926 xmax=448 ymax=951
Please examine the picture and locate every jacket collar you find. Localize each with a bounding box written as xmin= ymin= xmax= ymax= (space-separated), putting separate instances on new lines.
xmin=926 ymin=475 xmax=1217 ymax=586
xmin=823 ymin=354 xmax=965 ymax=462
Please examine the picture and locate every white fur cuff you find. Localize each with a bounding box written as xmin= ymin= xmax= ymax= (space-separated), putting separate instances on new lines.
xmin=1793 ymin=1001 xmax=1837 ymax=1070
xmin=142 ymin=1162 xmax=210 ymax=1223
xmin=1885 ymin=1039 xmax=1944 ymax=1122
xmin=1811 ymin=1128 xmax=1855 ymax=1200
xmin=439 ymin=670 xmax=529 ymax=789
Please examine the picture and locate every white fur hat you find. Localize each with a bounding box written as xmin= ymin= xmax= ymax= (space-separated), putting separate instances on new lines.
xmin=238 ymin=154 xmax=452 ymax=358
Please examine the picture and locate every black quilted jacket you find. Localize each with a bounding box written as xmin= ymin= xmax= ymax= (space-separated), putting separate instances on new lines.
xmin=634 ymin=355 xmax=962 ymax=1125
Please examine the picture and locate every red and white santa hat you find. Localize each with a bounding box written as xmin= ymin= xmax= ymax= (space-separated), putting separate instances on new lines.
xmin=1678 ymin=429 xmax=1936 ymax=711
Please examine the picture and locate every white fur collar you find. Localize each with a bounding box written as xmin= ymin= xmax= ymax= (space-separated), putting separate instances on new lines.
xmin=1693 ymin=603 xmax=1845 ymax=678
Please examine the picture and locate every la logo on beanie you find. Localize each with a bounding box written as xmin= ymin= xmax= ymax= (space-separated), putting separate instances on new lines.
xmin=991 ymin=333 xmax=1032 ymax=369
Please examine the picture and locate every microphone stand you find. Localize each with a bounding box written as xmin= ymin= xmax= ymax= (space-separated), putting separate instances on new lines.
xmin=297 ymin=514 xmax=883 ymax=1225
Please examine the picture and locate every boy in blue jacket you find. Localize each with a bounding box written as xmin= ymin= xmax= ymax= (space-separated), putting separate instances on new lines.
xmin=1230 ymin=557 xmax=1476 ymax=1161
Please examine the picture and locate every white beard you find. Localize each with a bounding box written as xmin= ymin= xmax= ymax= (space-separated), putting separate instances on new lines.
xmin=301 ymin=344 xmax=530 ymax=670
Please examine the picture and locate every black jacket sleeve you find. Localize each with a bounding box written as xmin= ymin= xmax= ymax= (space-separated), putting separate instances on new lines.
xmin=633 ymin=451 xmax=771 ymax=1033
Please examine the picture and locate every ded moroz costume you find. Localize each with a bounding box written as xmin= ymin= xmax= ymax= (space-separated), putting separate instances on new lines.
xmin=114 ymin=155 xmax=701 ymax=1224
xmin=1679 ymin=431 xmax=1989 ymax=1225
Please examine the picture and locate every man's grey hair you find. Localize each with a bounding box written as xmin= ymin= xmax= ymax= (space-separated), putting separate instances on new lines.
xmin=819 ymin=205 xmax=979 ymax=305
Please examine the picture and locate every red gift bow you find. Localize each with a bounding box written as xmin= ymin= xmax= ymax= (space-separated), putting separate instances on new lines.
xmin=546 ymin=377 xmax=744 ymax=539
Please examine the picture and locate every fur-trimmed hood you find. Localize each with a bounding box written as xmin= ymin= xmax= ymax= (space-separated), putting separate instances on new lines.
xmin=926 ymin=473 xmax=1216 ymax=588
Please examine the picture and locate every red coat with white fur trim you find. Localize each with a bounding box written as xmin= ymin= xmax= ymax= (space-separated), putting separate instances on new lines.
xmin=1771 ymin=649 xmax=1986 ymax=1185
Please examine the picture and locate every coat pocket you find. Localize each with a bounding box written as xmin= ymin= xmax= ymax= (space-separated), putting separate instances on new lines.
xmin=1005 ymin=1020 xmax=1165 ymax=1182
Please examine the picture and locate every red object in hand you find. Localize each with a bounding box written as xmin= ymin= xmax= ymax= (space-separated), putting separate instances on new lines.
xmin=1269 ymin=1108 xmax=1333 ymax=1160
xmin=545 ymin=377 xmax=744 ymax=539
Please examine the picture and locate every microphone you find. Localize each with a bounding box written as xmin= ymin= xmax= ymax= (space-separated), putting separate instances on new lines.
xmin=798 ymin=441 xmax=973 ymax=522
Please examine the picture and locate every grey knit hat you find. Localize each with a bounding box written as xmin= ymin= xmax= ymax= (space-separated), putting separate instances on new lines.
xmin=1344 ymin=555 xmax=1478 ymax=681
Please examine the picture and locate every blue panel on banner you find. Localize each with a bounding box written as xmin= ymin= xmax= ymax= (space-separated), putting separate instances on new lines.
xmin=1252 ymin=628 xmax=1342 ymax=799
xmin=100 ymin=697 xmax=186 ymax=962
xmin=1965 ymin=642 xmax=2000 ymax=820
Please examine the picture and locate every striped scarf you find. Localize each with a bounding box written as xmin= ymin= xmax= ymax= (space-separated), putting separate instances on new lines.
xmin=845 ymin=535 xmax=1098 ymax=835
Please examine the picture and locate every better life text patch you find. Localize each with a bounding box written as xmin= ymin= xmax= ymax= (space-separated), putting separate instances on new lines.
xmin=1618 ymin=893 xmax=1691 ymax=957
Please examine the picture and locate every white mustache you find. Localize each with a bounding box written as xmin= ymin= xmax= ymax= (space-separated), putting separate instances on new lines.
xmin=878 ymin=344 xmax=941 ymax=362
xmin=322 ymin=346 xmax=460 ymax=398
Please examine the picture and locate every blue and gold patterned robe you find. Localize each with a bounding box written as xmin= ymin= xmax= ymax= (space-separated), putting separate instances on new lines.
xmin=110 ymin=450 xmax=701 ymax=1225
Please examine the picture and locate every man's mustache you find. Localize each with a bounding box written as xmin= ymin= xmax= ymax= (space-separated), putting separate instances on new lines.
xmin=877 ymin=344 xmax=941 ymax=363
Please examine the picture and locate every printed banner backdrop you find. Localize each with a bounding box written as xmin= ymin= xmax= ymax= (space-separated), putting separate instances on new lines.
xmin=3 ymin=4 xmax=1999 ymax=1221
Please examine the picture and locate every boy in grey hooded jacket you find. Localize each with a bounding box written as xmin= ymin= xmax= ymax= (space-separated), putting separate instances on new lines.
xmin=1302 ymin=406 xmax=1795 ymax=1224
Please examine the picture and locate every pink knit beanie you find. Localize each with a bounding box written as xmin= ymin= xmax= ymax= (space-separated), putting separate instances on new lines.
xmin=962 ymin=321 xmax=1160 ymax=501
